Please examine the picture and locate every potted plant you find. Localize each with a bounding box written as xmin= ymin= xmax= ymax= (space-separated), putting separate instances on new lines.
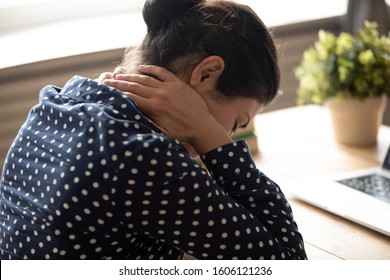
xmin=295 ymin=21 xmax=390 ymax=145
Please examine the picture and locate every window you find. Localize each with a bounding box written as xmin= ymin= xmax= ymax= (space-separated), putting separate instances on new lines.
xmin=0 ymin=0 xmax=145 ymax=68
xmin=237 ymin=0 xmax=348 ymax=27
xmin=0 ymin=0 xmax=356 ymax=68
xmin=0 ymin=0 xmax=143 ymax=33
xmin=0 ymin=0 xmax=350 ymax=31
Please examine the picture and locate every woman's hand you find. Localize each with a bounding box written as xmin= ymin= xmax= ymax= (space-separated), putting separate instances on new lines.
xmin=97 ymin=67 xmax=124 ymax=82
xmin=102 ymin=65 xmax=232 ymax=155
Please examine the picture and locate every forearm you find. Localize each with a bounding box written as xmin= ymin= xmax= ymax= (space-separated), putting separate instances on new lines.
xmin=202 ymin=141 xmax=293 ymax=222
xmin=201 ymin=140 xmax=307 ymax=259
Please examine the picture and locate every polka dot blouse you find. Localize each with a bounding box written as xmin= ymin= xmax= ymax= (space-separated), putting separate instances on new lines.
xmin=0 ymin=76 xmax=307 ymax=260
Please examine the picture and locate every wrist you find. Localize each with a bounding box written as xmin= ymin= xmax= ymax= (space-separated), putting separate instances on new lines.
xmin=188 ymin=118 xmax=232 ymax=155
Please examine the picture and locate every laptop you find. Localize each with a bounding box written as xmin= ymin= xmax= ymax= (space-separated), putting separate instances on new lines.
xmin=288 ymin=145 xmax=390 ymax=237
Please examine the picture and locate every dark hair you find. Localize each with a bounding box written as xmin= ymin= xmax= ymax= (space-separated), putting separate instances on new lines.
xmin=128 ymin=0 xmax=280 ymax=105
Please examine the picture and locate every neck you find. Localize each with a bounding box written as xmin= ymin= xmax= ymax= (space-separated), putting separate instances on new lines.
xmin=121 ymin=45 xmax=143 ymax=75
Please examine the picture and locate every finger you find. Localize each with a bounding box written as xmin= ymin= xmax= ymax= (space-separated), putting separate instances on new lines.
xmin=127 ymin=93 xmax=169 ymax=134
xmin=103 ymin=79 xmax=155 ymax=98
xmin=114 ymin=74 xmax=162 ymax=88
xmin=138 ymin=65 xmax=179 ymax=82
xmin=126 ymin=93 xmax=156 ymax=116
xmin=98 ymin=72 xmax=113 ymax=81
xmin=112 ymin=66 xmax=126 ymax=79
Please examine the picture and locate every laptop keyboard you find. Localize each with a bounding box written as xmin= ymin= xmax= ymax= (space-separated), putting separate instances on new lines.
xmin=337 ymin=174 xmax=390 ymax=204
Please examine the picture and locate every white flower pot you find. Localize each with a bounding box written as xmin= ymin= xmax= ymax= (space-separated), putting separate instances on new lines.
xmin=324 ymin=95 xmax=387 ymax=146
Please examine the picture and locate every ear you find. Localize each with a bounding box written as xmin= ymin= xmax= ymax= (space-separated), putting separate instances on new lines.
xmin=189 ymin=56 xmax=225 ymax=90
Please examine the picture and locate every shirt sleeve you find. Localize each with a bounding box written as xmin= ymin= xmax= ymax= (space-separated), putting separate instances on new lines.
xmin=118 ymin=137 xmax=307 ymax=260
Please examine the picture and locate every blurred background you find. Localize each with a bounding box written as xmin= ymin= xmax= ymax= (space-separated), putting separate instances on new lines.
xmin=1 ymin=0 xmax=390 ymax=172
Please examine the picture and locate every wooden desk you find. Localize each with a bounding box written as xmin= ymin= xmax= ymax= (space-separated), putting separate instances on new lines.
xmin=253 ymin=105 xmax=390 ymax=260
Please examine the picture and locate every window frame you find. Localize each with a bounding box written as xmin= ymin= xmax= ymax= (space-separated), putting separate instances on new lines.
xmin=0 ymin=0 xmax=144 ymax=34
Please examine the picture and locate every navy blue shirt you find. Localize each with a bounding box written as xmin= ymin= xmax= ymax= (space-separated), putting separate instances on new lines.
xmin=0 ymin=76 xmax=307 ymax=260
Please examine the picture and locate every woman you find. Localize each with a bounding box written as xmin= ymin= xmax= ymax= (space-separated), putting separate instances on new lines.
xmin=0 ymin=0 xmax=307 ymax=260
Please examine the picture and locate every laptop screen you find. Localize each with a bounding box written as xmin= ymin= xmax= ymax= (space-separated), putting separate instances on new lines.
xmin=383 ymin=145 xmax=390 ymax=171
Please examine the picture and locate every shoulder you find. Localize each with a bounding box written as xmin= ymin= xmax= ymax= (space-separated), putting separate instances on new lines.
xmin=120 ymin=132 xmax=189 ymax=162
xmin=40 ymin=76 xmax=137 ymax=115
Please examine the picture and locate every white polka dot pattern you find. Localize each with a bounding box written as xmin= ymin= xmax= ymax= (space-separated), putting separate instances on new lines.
xmin=0 ymin=76 xmax=307 ymax=260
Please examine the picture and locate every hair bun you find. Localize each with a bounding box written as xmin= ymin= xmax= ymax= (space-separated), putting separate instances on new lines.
xmin=143 ymin=0 xmax=203 ymax=33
